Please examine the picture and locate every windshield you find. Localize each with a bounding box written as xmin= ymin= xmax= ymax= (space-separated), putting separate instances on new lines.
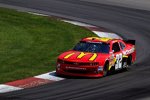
xmin=73 ymin=42 xmax=110 ymax=53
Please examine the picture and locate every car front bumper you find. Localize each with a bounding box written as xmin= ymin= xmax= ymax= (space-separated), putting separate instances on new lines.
xmin=56 ymin=68 xmax=104 ymax=78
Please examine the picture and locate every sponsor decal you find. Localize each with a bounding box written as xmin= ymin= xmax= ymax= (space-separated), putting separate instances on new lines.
xmin=73 ymin=62 xmax=79 ymax=65
xmin=123 ymin=47 xmax=135 ymax=55
xmin=109 ymin=58 xmax=116 ymax=70
xmin=66 ymin=66 xmax=86 ymax=70
xmin=64 ymin=52 xmax=97 ymax=61
xmin=89 ymin=53 xmax=97 ymax=61
xmin=77 ymin=52 xmax=89 ymax=58
xmin=64 ymin=53 xmax=75 ymax=59
xmin=86 ymin=37 xmax=111 ymax=42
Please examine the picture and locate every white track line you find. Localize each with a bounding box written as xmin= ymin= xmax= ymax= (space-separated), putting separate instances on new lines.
xmin=27 ymin=12 xmax=48 ymax=16
xmin=63 ymin=20 xmax=93 ymax=27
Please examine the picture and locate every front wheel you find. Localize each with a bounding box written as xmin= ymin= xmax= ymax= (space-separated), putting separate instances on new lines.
xmin=103 ymin=62 xmax=109 ymax=77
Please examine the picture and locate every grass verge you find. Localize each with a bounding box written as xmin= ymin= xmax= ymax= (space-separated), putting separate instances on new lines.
xmin=0 ymin=8 xmax=96 ymax=83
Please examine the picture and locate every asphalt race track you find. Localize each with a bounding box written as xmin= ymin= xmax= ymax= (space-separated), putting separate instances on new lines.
xmin=0 ymin=0 xmax=150 ymax=100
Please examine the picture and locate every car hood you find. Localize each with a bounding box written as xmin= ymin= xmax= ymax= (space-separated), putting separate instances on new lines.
xmin=58 ymin=50 xmax=109 ymax=62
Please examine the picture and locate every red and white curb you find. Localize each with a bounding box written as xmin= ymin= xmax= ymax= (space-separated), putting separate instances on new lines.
xmin=0 ymin=12 xmax=121 ymax=94
xmin=0 ymin=71 xmax=64 ymax=93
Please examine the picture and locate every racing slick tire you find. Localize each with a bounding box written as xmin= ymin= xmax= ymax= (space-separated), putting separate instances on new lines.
xmin=123 ymin=55 xmax=132 ymax=71
xmin=127 ymin=55 xmax=132 ymax=66
xmin=103 ymin=62 xmax=109 ymax=77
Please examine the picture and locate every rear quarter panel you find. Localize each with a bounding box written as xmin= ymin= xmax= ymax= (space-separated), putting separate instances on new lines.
xmin=125 ymin=44 xmax=136 ymax=63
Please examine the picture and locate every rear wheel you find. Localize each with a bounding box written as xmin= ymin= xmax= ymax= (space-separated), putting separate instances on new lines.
xmin=123 ymin=55 xmax=132 ymax=71
xmin=127 ymin=55 xmax=132 ymax=66
xmin=122 ymin=58 xmax=128 ymax=68
xmin=122 ymin=58 xmax=128 ymax=71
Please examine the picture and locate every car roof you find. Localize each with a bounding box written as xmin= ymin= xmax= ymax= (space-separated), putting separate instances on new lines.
xmin=81 ymin=37 xmax=117 ymax=43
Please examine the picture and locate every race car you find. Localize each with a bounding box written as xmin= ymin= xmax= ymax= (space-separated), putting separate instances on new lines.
xmin=56 ymin=37 xmax=136 ymax=77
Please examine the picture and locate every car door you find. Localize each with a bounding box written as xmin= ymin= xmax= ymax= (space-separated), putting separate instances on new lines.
xmin=111 ymin=42 xmax=123 ymax=70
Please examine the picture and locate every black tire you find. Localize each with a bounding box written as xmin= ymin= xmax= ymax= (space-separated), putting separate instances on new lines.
xmin=103 ymin=62 xmax=109 ymax=77
xmin=122 ymin=58 xmax=128 ymax=71
xmin=122 ymin=58 xmax=127 ymax=68
xmin=127 ymin=55 xmax=132 ymax=66
xmin=124 ymin=55 xmax=132 ymax=71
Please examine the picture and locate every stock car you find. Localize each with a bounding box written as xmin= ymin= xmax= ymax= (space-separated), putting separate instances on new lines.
xmin=56 ymin=37 xmax=136 ymax=77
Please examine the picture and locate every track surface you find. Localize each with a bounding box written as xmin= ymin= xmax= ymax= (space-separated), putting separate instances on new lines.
xmin=0 ymin=0 xmax=150 ymax=100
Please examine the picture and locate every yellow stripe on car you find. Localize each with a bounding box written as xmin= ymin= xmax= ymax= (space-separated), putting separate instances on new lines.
xmin=89 ymin=53 xmax=97 ymax=61
xmin=77 ymin=52 xmax=88 ymax=58
xmin=123 ymin=55 xmax=128 ymax=58
xmin=109 ymin=65 xmax=112 ymax=71
xmin=86 ymin=37 xmax=112 ymax=42
xmin=64 ymin=53 xmax=75 ymax=59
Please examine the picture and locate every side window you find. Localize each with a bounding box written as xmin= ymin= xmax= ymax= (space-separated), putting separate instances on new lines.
xmin=112 ymin=42 xmax=120 ymax=53
xmin=119 ymin=42 xmax=126 ymax=50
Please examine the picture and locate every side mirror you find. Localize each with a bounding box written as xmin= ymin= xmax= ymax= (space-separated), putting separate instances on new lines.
xmin=110 ymin=50 xmax=114 ymax=54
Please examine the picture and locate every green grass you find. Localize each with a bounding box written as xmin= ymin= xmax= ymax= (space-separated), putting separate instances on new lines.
xmin=0 ymin=8 xmax=96 ymax=83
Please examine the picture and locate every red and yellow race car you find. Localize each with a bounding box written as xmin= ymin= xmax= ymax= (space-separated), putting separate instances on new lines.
xmin=56 ymin=37 xmax=136 ymax=77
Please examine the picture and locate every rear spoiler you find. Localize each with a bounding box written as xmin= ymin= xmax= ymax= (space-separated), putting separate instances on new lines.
xmin=124 ymin=40 xmax=136 ymax=45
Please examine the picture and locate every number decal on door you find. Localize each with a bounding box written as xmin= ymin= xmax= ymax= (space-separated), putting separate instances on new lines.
xmin=115 ymin=53 xmax=122 ymax=70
